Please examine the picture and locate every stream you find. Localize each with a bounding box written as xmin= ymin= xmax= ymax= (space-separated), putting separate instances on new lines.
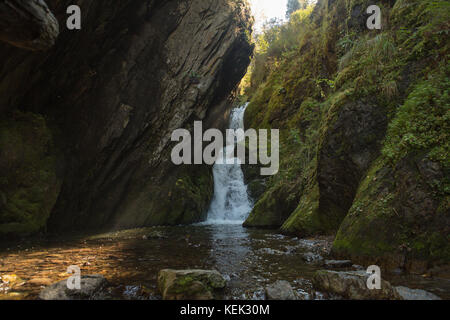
xmin=0 ymin=106 xmax=449 ymax=300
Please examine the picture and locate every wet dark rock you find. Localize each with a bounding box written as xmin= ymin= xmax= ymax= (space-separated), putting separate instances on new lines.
xmin=39 ymin=275 xmax=108 ymax=300
xmin=158 ymin=269 xmax=226 ymax=300
xmin=302 ymin=252 xmax=324 ymax=264
xmin=333 ymin=155 xmax=449 ymax=273
xmin=142 ymin=231 xmax=167 ymax=240
xmin=392 ymin=268 xmax=405 ymax=275
xmin=315 ymin=100 xmax=388 ymax=233
xmin=247 ymin=179 xmax=267 ymax=201
xmin=265 ymin=281 xmax=297 ymax=300
xmin=352 ymin=264 xmax=365 ymax=271
xmin=394 ymin=286 xmax=441 ymax=300
xmin=244 ymin=183 xmax=301 ymax=228
xmin=0 ymin=0 xmax=59 ymax=51
xmin=324 ymin=260 xmax=353 ymax=269
xmin=312 ymin=270 xmax=401 ymax=300
xmin=297 ymin=238 xmax=333 ymax=257
xmin=257 ymin=248 xmax=286 ymax=255
xmin=295 ymin=288 xmax=310 ymax=300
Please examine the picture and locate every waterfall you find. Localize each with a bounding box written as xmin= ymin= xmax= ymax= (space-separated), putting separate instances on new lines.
xmin=206 ymin=104 xmax=253 ymax=224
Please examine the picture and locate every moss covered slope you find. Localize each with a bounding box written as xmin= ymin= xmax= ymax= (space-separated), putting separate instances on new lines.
xmin=242 ymin=0 xmax=449 ymax=270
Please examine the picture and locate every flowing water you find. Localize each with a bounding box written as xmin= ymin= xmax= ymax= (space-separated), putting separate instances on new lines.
xmin=0 ymin=106 xmax=449 ymax=300
xmin=206 ymin=104 xmax=252 ymax=224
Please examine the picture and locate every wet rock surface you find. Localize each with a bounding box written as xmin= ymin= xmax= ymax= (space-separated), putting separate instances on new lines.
xmin=394 ymin=286 xmax=441 ymax=300
xmin=323 ymin=260 xmax=353 ymax=269
xmin=158 ymin=269 xmax=226 ymax=300
xmin=265 ymin=280 xmax=297 ymax=300
xmin=39 ymin=275 xmax=108 ymax=300
xmin=302 ymin=252 xmax=324 ymax=264
xmin=0 ymin=0 xmax=59 ymax=51
xmin=312 ymin=270 xmax=401 ymax=300
xmin=395 ymin=287 xmax=441 ymax=300
xmin=0 ymin=225 xmax=448 ymax=300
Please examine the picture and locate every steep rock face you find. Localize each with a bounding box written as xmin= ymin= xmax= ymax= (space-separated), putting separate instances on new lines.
xmin=0 ymin=0 xmax=253 ymax=235
xmin=333 ymin=155 xmax=450 ymax=274
xmin=282 ymin=98 xmax=388 ymax=235
xmin=0 ymin=0 xmax=59 ymax=51
xmin=317 ymin=99 xmax=387 ymax=228
xmin=242 ymin=0 xmax=449 ymax=271
xmin=0 ymin=111 xmax=62 ymax=235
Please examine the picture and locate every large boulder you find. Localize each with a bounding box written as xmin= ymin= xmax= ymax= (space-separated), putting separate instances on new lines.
xmin=394 ymin=286 xmax=441 ymax=301
xmin=323 ymin=260 xmax=353 ymax=269
xmin=244 ymin=183 xmax=300 ymax=228
xmin=280 ymin=99 xmax=388 ymax=236
xmin=312 ymin=270 xmax=401 ymax=300
xmin=265 ymin=281 xmax=298 ymax=300
xmin=158 ymin=269 xmax=226 ymax=300
xmin=39 ymin=275 xmax=108 ymax=300
xmin=332 ymin=156 xmax=450 ymax=273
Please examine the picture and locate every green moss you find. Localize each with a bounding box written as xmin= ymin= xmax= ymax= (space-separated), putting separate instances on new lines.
xmin=244 ymin=182 xmax=298 ymax=228
xmin=382 ymin=66 xmax=450 ymax=171
xmin=0 ymin=111 xmax=61 ymax=237
xmin=126 ymin=164 xmax=214 ymax=227
xmin=242 ymin=0 xmax=449 ymax=267
xmin=280 ymin=182 xmax=321 ymax=235
xmin=333 ymin=154 xmax=450 ymax=266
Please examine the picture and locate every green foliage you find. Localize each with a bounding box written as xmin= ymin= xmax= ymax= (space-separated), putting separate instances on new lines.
xmin=335 ymin=33 xmax=400 ymax=103
xmin=243 ymin=5 xmax=316 ymax=99
xmin=243 ymin=0 xmax=449 ymax=266
xmin=286 ymin=0 xmax=301 ymax=19
xmin=383 ymin=66 xmax=450 ymax=167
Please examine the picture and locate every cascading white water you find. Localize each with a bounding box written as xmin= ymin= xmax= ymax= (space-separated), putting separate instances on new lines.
xmin=206 ymin=104 xmax=253 ymax=224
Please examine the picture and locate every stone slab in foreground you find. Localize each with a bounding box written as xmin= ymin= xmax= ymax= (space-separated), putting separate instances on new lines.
xmin=313 ymin=270 xmax=442 ymax=300
xmin=313 ymin=270 xmax=400 ymax=300
xmin=39 ymin=275 xmax=108 ymax=300
xmin=265 ymin=280 xmax=298 ymax=300
xmin=394 ymin=286 xmax=441 ymax=300
xmin=158 ymin=269 xmax=226 ymax=300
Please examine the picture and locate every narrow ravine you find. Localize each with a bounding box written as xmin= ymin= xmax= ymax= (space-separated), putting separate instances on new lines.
xmin=1 ymin=103 xmax=449 ymax=300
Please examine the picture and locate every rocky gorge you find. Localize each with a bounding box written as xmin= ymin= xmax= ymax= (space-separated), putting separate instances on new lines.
xmin=241 ymin=0 xmax=449 ymax=276
xmin=0 ymin=0 xmax=448 ymax=301
xmin=0 ymin=0 xmax=253 ymax=235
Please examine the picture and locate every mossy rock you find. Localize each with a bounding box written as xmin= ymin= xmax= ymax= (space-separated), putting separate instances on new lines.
xmin=111 ymin=164 xmax=214 ymax=229
xmin=244 ymin=181 xmax=300 ymax=228
xmin=158 ymin=269 xmax=226 ymax=300
xmin=0 ymin=111 xmax=61 ymax=237
xmin=332 ymin=155 xmax=450 ymax=273
xmin=312 ymin=270 xmax=401 ymax=300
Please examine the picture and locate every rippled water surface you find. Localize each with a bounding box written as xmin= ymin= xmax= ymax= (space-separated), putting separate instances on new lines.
xmin=0 ymin=224 xmax=449 ymax=300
